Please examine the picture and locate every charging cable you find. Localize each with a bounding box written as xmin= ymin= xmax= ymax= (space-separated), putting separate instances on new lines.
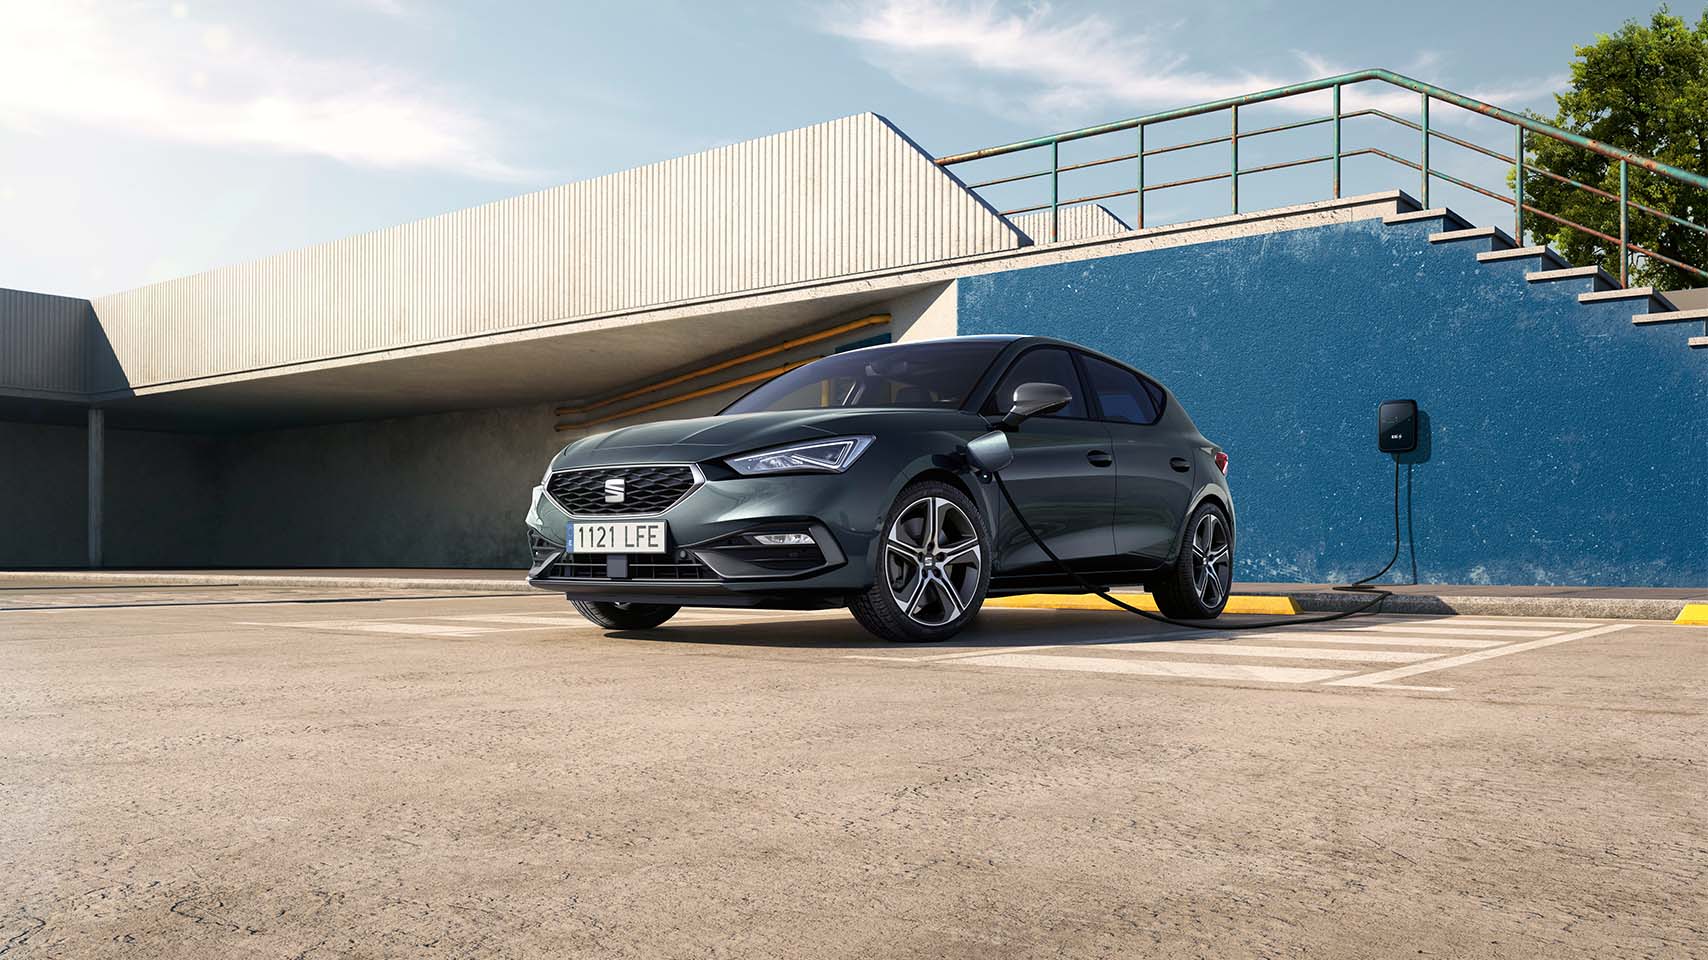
xmin=991 ymin=459 xmax=1402 ymax=631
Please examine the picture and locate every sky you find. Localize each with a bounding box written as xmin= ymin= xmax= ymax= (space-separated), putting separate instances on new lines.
xmin=0 ymin=0 xmax=1683 ymax=297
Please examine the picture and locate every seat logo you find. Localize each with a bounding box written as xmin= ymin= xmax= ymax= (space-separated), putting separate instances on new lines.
xmin=603 ymin=477 xmax=626 ymax=503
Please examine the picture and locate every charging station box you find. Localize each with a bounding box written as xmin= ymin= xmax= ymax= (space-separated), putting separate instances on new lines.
xmin=1378 ymin=400 xmax=1418 ymax=454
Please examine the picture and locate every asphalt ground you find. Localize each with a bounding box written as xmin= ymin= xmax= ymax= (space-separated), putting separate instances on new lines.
xmin=2 ymin=584 xmax=1703 ymax=958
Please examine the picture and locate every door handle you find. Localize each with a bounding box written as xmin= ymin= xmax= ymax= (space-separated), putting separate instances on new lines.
xmin=1086 ymin=450 xmax=1114 ymax=468
xmin=1169 ymin=457 xmax=1191 ymax=472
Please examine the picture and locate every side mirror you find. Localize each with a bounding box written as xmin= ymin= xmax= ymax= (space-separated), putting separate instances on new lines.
xmin=966 ymin=429 xmax=1014 ymax=473
xmin=997 ymin=381 xmax=1071 ymax=430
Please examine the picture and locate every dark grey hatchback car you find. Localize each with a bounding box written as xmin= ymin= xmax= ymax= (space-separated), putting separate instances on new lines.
xmin=525 ymin=335 xmax=1233 ymax=643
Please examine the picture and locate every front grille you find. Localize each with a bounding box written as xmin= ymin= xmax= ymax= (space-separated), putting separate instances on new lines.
xmin=546 ymin=465 xmax=698 ymax=516
xmin=547 ymin=553 xmax=718 ymax=581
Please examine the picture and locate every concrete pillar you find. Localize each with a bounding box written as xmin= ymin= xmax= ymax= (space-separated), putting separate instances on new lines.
xmin=890 ymin=281 xmax=959 ymax=343
xmin=87 ymin=408 xmax=103 ymax=569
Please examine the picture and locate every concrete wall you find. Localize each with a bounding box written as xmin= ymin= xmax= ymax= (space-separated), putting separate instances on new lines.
xmin=0 ymin=421 xmax=86 ymax=566
xmin=958 ymin=215 xmax=1708 ymax=587
xmin=890 ymin=283 xmax=958 ymax=343
xmin=216 ymin=403 xmax=564 ymax=568
xmin=0 ymin=421 xmax=218 ymax=568
xmin=0 ymin=288 xmax=95 ymax=400
xmin=1009 ymin=204 xmax=1131 ymax=245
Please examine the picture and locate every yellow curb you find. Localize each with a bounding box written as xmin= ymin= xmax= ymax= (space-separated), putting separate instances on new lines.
xmin=986 ymin=593 xmax=1297 ymax=615
xmin=1675 ymin=603 xmax=1708 ymax=626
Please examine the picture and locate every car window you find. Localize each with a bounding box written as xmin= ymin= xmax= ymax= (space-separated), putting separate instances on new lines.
xmin=721 ymin=340 xmax=1004 ymax=414
xmin=982 ymin=348 xmax=1087 ymax=419
xmin=1080 ymin=354 xmax=1161 ymax=425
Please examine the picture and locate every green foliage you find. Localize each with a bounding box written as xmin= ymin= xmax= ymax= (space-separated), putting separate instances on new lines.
xmin=1523 ymin=8 xmax=1708 ymax=289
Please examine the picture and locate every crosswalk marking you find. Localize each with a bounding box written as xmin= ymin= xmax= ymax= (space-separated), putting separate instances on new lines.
xmin=958 ymin=653 xmax=1356 ymax=684
xmin=1324 ymin=623 xmax=1631 ymax=687
xmin=1200 ymin=630 xmax=1505 ymax=649
xmin=1333 ymin=624 xmax=1560 ymax=637
xmin=1093 ymin=641 xmax=1438 ymax=663
xmin=865 ymin=616 xmax=1629 ymax=692
xmin=1403 ymin=618 xmax=1600 ymax=629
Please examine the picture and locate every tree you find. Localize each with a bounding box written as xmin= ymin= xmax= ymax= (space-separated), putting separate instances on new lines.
xmin=1523 ymin=8 xmax=1708 ymax=290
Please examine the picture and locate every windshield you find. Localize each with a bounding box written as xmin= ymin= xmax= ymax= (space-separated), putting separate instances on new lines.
xmin=721 ymin=340 xmax=1005 ymax=415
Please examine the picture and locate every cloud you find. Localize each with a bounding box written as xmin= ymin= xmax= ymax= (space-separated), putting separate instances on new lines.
xmin=827 ymin=1 xmax=1562 ymax=123
xmin=826 ymin=1 xmax=1282 ymax=118
xmin=0 ymin=0 xmax=532 ymax=181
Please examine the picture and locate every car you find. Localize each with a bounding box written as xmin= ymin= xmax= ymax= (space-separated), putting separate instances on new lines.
xmin=524 ymin=335 xmax=1233 ymax=643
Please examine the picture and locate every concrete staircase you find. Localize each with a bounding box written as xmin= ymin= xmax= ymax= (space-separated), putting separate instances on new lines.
xmin=1381 ymin=206 xmax=1707 ymax=350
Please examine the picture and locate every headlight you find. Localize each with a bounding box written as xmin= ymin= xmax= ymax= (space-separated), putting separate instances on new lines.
xmin=726 ymin=436 xmax=874 ymax=475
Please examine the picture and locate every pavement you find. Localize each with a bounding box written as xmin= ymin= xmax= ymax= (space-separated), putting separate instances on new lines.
xmin=1 ymin=580 xmax=1704 ymax=958
xmin=3 ymin=569 xmax=1704 ymax=622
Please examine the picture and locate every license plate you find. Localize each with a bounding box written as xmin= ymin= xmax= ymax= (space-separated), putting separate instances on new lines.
xmin=567 ymin=521 xmax=667 ymax=554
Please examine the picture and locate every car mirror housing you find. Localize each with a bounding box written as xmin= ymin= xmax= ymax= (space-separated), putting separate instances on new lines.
xmin=965 ymin=430 xmax=1014 ymax=473
xmin=996 ymin=381 xmax=1072 ymax=430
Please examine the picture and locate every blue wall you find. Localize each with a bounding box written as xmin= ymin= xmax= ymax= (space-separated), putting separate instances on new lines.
xmin=959 ymin=216 xmax=1708 ymax=586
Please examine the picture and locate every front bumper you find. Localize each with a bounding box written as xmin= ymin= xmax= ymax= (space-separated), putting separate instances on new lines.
xmin=524 ymin=466 xmax=890 ymax=607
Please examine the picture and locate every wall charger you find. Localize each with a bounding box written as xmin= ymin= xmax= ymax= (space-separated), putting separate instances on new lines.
xmin=1378 ymin=399 xmax=1418 ymax=454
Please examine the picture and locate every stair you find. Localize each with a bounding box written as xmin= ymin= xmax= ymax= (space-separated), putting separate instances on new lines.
xmin=1526 ymin=265 xmax=1617 ymax=291
xmin=1579 ymin=286 xmax=1674 ymax=308
xmin=1428 ymin=225 xmax=1514 ymax=252
xmin=1382 ymin=201 xmax=1705 ymax=352
xmin=1384 ymin=207 xmax=1472 ymax=229
xmin=1633 ymin=307 xmax=1708 ymax=326
xmin=1476 ymin=245 xmax=1569 ymax=268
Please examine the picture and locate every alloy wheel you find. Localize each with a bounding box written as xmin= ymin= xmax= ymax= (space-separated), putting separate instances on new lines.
xmin=1190 ymin=511 xmax=1232 ymax=608
xmin=884 ymin=496 xmax=983 ymax=627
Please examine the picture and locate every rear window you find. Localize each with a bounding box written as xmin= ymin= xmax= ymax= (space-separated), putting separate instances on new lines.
xmin=1081 ymin=354 xmax=1162 ymax=425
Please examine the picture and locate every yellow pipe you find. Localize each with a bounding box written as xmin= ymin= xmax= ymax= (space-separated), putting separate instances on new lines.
xmin=557 ymin=356 xmax=823 ymax=432
xmin=555 ymin=314 xmax=888 ymax=417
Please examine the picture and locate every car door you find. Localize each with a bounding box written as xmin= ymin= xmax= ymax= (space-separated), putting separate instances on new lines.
xmin=1076 ymin=352 xmax=1195 ymax=561
xmin=981 ymin=347 xmax=1115 ymax=573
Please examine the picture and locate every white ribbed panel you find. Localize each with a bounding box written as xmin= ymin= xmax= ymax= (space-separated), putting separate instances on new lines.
xmin=1009 ymin=204 xmax=1133 ymax=244
xmin=87 ymin=114 xmax=1024 ymax=392
xmin=0 ymin=288 xmax=94 ymax=396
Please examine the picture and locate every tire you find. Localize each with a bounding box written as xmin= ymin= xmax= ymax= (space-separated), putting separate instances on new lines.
xmin=849 ymin=479 xmax=991 ymax=643
xmin=1152 ymin=500 xmax=1233 ymax=620
xmin=571 ymin=600 xmax=681 ymax=630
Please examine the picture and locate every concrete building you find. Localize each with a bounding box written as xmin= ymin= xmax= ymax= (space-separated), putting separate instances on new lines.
xmin=3 ymin=93 xmax=1705 ymax=584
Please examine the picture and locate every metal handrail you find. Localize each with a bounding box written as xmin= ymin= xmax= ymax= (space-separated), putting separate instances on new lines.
xmin=936 ymin=68 xmax=1708 ymax=286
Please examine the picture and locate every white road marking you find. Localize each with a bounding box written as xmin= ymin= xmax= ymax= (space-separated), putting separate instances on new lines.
xmin=1331 ymin=624 xmax=1562 ymax=637
xmin=919 ymin=630 xmax=1201 ymax=661
xmin=1326 ymin=623 xmax=1632 ymax=687
xmin=1207 ymin=630 xmax=1505 ymax=649
xmin=244 ymin=620 xmax=499 ymax=637
xmin=435 ymin=614 xmax=591 ymax=625
xmin=1396 ymin=619 xmax=1603 ymax=629
xmin=958 ymin=653 xmax=1356 ymax=684
xmin=1095 ymin=641 xmax=1438 ymax=663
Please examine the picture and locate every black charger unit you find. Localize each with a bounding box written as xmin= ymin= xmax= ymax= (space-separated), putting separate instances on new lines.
xmin=1377 ymin=399 xmax=1418 ymax=454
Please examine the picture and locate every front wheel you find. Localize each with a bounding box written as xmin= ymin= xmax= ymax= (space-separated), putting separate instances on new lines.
xmin=571 ymin=600 xmax=681 ymax=630
xmin=1151 ymin=501 xmax=1233 ymax=620
xmin=849 ymin=480 xmax=990 ymax=643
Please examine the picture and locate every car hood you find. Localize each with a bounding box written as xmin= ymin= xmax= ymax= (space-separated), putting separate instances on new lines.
xmin=553 ymin=408 xmax=986 ymax=468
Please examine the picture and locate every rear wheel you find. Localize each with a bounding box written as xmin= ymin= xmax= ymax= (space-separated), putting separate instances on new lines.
xmin=849 ymin=480 xmax=990 ymax=643
xmin=1152 ymin=501 xmax=1233 ymax=620
xmin=571 ymin=600 xmax=681 ymax=630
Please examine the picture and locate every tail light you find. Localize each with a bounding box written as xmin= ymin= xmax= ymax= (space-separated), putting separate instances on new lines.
xmin=1213 ymin=451 xmax=1229 ymax=474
